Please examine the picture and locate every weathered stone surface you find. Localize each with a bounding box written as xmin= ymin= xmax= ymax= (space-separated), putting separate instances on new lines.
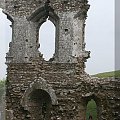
xmin=0 ymin=0 xmax=5 ymax=9
xmin=0 ymin=94 xmax=5 ymax=120
xmin=5 ymin=61 xmax=120 ymax=120
xmin=3 ymin=0 xmax=120 ymax=120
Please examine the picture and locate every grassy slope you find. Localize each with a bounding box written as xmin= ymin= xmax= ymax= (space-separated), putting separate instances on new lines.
xmin=92 ymin=70 xmax=120 ymax=78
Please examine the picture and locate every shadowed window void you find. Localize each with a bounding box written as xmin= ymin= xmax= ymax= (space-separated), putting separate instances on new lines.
xmin=86 ymin=99 xmax=97 ymax=120
xmin=39 ymin=20 xmax=55 ymax=61
xmin=28 ymin=89 xmax=52 ymax=120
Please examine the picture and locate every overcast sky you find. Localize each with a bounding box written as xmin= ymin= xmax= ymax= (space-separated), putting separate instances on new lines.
xmin=0 ymin=8 xmax=12 ymax=80
xmin=85 ymin=0 xmax=115 ymax=74
xmin=0 ymin=0 xmax=115 ymax=79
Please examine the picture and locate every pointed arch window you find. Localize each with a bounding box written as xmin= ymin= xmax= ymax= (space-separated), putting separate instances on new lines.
xmin=39 ymin=19 xmax=55 ymax=61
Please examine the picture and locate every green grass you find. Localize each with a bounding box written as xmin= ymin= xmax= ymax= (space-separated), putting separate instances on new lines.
xmin=86 ymin=99 xmax=97 ymax=120
xmin=92 ymin=70 xmax=120 ymax=78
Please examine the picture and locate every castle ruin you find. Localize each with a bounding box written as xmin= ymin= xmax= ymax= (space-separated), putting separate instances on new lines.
xmin=0 ymin=0 xmax=120 ymax=120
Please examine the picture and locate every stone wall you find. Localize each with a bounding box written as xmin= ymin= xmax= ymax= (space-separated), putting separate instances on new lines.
xmin=0 ymin=0 xmax=5 ymax=9
xmin=4 ymin=0 xmax=120 ymax=120
xmin=0 ymin=94 xmax=5 ymax=120
xmin=5 ymin=0 xmax=90 ymax=63
xmin=5 ymin=59 xmax=120 ymax=120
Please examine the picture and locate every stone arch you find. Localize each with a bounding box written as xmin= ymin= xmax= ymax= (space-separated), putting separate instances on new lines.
xmin=82 ymin=92 xmax=103 ymax=120
xmin=82 ymin=93 xmax=101 ymax=105
xmin=27 ymin=6 xmax=59 ymax=60
xmin=27 ymin=6 xmax=59 ymax=26
xmin=21 ymin=77 xmax=58 ymax=111
xmin=27 ymin=89 xmax=52 ymax=120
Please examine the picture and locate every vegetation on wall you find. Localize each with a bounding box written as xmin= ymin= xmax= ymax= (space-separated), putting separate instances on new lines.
xmin=0 ymin=79 xmax=5 ymax=102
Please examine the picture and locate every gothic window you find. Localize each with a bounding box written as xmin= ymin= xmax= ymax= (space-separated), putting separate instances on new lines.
xmin=39 ymin=20 xmax=55 ymax=61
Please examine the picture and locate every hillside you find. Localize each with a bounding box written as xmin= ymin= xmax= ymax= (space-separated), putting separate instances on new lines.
xmin=93 ymin=70 xmax=120 ymax=78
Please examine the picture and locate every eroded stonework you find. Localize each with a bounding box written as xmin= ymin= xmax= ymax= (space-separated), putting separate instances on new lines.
xmin=0 ymin=0 xmax=119 ymax=120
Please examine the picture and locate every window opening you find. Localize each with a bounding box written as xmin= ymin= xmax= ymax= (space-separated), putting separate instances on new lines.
xmin=0 ymin=8 xmax=12 ymax=79
xmin=39 ymin=19 xmax=55 ymax=61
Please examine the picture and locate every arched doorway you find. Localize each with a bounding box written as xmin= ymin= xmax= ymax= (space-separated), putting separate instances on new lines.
xmin=28 ymin=89 xmax=52 ymax=120
xmin=39 ymin=19 xmax=55 ymax=61
xmin=21 ymin=78 xmax=58 ymax=119
xmin=86 ymin=99 xmax=97 ymax=120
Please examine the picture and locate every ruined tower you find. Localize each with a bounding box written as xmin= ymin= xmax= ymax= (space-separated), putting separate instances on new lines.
xmin=0 ymin=0 xmax=120 ymax=120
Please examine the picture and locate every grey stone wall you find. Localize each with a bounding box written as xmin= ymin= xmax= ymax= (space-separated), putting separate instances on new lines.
xmin=0 ymin=94 xmax=5 ymax=120
xmin=4 ymin=0 xmax=120 ymax=120
xmin=0 ymin=0 xmax=5 ymax=9
xmin=5 ymin=60 xmax=120 ymax=120
xmin=5 ymin=0 xmax=90 ymax=63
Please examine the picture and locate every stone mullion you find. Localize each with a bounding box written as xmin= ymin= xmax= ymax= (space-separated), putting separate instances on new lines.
xmin=58 ymin=14 xmax=73 ymax=63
